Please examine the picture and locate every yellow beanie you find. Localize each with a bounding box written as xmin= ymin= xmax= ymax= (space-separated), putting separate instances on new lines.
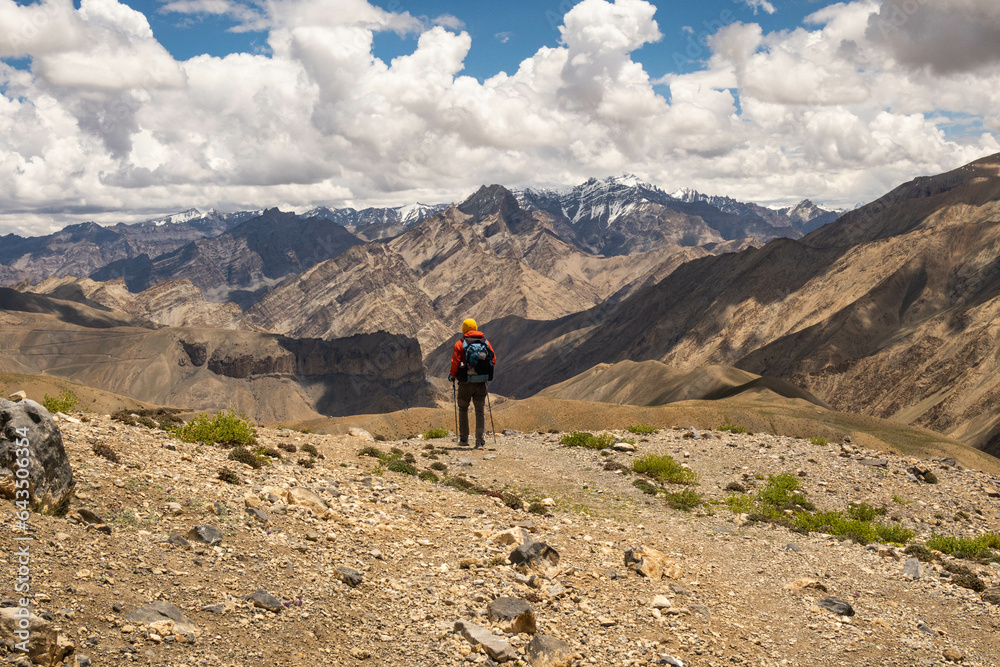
xmin=462 ymin=318 xmax=477 ymax=334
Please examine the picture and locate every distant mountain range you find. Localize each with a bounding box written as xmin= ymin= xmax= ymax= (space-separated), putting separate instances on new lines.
xmin=0 ymin=177 xmax=841 ymax=288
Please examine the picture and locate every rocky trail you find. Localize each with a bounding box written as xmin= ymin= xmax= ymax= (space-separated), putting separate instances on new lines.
xmin=4 ymin=406 xmax=1000 ymax=667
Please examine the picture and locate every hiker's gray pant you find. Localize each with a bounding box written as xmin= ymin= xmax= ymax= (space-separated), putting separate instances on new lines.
xmin=457 ymin=381 xmax=487 ymax=444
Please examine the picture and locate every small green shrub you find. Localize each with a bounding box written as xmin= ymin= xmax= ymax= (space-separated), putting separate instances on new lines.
xmin=386 ymin=459 xmax=418 ymax=476
xmin=430 ymin=461 xmax=448 ymax=472
xmin=724 ymin=494 xmax=754 ymax=514
xmin=904 ymin=544 xmax=938 ymax=562
xmin=809 ymin=436 xmax=828 ymax=446
xmin=719 ymin=424 xmax=748 ymax=434
xmin=92 ymin=443 xmax=121 ymax=464
xmin=874 ymin=523 xmax=916 ymax=544
xmin=627 ymin=424 xmax=659 ymax=435
xmin=560 ymin=431 xmax=616 ymax=449
xmin=922 ymin=470 xmax=939 ymax=484
xmin=418 ymin=470 xmax=439 ymax=483
xmin=422 ymin=428 xmax=449 ymax=439
xmin=301 ymin=443 xmax=322 ymax=458
xmin=891 ymin=494 xmax=909 ymax=505
xmin=277 ymin=443 xmax=297 ymax=453
xmin=951 ymin=573 xmax=986 ymax=592
xmin=528 ymin=501 xmax=548 ymax=515
xmin=603 ymin=460 xmax=628 ymax=472
xmin=175 ymin=410 xmax=257 ymax=447
xmin=443 ymin=477 xmax=479 ymax=493
xmin=228 ymin=446 xmax=262 ymax=469
xmin=297 ymin=457 xmax=316 ymax=468
xmin=254 ymin=446 xmax=283 ymax=460
xmin=485 ymin=556 xmax=507 ymax=567
xmin=359 ymin=446 xmax=386 ymax=459
xmin=217 ymin=467 xmax=241 ymax=484
xmin=42 ymin=390 xmax=79 ymax=414
xmin=664 ymin=488 xmax=702 ymax=512
xmin=632 ymin=454 xmax=698 ymax=485
xmin=632 ymin=479 xmax=659 ymax=496
xmin=846 ymin=503 xmax=887 ymax=522
xmin=926 ymin=533 xmax=1000 ymax=560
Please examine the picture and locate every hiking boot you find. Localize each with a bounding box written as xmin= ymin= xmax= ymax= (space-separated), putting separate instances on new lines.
xmin=458 ymin=439 xmax=469 ymax=447
xmin=474 ymin=442 xmax=485 ymax=450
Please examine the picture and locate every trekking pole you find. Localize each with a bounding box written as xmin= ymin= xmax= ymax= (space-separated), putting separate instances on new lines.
xmin=452 ymin=380 xmax=459 ymax=442
xmin=486 ymin=383 xmax=497 ymax=446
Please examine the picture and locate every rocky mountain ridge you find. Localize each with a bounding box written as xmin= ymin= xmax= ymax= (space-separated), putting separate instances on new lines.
xmin=471 ymin=153 xmax=1000 ymax=456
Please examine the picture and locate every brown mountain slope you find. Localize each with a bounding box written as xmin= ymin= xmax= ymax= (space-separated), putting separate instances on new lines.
xmin=22 ymin=276 xmax=255 ymax=330
xmin=250 ymin=190 xmax=738 ymax=358
xmin=0 ymin=291 xmax=434 ymax=421
xmin=474 ymin=154 xmax=1000 ymax=455
xmin=537 ymin=360 xmax=830 ymax=409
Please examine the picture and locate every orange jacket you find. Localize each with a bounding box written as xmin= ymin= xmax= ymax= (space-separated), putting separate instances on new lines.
xmin=450 ymin=330 xmax=497 ymax=379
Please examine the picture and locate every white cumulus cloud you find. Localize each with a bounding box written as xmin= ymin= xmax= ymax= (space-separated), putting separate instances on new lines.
xmin=0 ymin=0 xmax=998 ymax=237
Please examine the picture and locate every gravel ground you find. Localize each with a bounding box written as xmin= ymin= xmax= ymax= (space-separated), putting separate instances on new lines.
xmin=3 ymin=415 xmax=1000 ymax=667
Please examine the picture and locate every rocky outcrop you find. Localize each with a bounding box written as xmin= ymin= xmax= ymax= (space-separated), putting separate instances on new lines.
xmin=0 ymin=398 xmax=74 ymax=514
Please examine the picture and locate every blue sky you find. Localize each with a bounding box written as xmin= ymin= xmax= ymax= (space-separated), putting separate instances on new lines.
xmin=1 ymin=0 xmax=999 ymax=235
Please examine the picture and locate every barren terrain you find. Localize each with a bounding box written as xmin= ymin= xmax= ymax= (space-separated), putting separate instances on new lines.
xmin=4 ymin=405 xmax=1000 ymax=666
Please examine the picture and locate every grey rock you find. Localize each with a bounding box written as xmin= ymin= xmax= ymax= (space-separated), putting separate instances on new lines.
xmin=690 ymin=604 xmax=712 ymax=620
xmin=112 ymin=603 xmax=123 ymax=613
xmin=858 ymin=459 xmax=889 ymax=467
xmin=487 ymin=597 xmax=536 ymax=634
xmin=0 ymin=607 xmax=74 ymax=665
xmin=454 ymin=619 xmax=518 ymax=662
xmin=786 ymin=544 xmax=803 ymax=553
xmin=510 ymin=541 xmax=560 ymax=569
xmin=818 ymin=596 xmax=855 ymax=617
xmin=456 ymin=457 xmax=476 ymax=467
xmin=200 ymin=603 xmax=227 ymax=615
xmin=186 ymin=525 xmax=223 ymax=546
xmin=336 ymin=566 xmax=363 ymax=588
xmin=167 ymin=533 xmax=190 ymax=548
xmin=902 ymin=558 xmax=923 ymax=581
xmin=917 ymin=622 xmax=938 ymax=637
xmin=0 ymin=398 xmax=75 ymax=513
xmin=244 ymin=589 xmax=283 ymax=613
xmin=76 ymin=655 xmax=92 ymax=667
xmin=245 ymin=508 xmax=271 ymax=523
xmin=660 ymin=656 xmax=685 ymax=666
xmin=525 ymin=634 xmax=573 ymax=666
xmin=502 ymin=429 xmax=521 ymax=436
xmin=77 ymin=508 xmax=105 ymax=524
xmin=669 ymin=583 xmax=690 ymax=596
xmin=124 ymin=601 xmax=200 ymax=635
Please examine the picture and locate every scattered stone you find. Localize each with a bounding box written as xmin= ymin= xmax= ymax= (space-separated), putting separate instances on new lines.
xmin=244 ymin=589 xmax=283 ymax=613
xmin=858 ymin=459 xmax=888 ymax=467
xmin=785 ymin=544 xmax=803 ymax=553
xmin=690 ymin=604 xmax=711 ymax=621
xmin=509 ymin=541 xmax=560 ymax=571
xmin=165 ymin=501 xmax=183 ymax=515
xmin=917 ymin=622 xmax=939 ymax=637
xmin=817 ymin=597 xmax=855 ymax=617
xmin=124 ymin=601 xmax=201 ymax=636
xmin=659 ymin=656 xmax=685 ymax=666
xmin=786 ymin=578 xmax=828 ymax=593
xmin=348 ymin=427 xmax=374 ymax=441
xmin=186 ymin=525 xmax=223 ymax=546
xmin=454 ymin=619 xmax=518 ymax=662
xmin=8 ymin=391 xmax=26 ymax=402
xmin=902 ymin=558 xmax=923 ymax=581
xmin=613 ymin=442 xmax=636 ymax=452
xmin=669 ymin=583 xmax=690 ymax=596
xmin=167 ymin=533 xmax=190 ymax=548
xmin=624 ymin=545 xmax=681 ymax=580
xmin=286 ymin=487 xmax=330 ymax=514
xmin=487 ymin=597 xmax=537 ymax=634
xmin=525 ymin=634 xmax=573 ymax=667
xmin=982 ymin=589 xmax=1000 ymax=605
xmin=350 ymin=647 xmax=371 ymax=660
xmin=335 ymin=565 xmax=364 ymax=588
xmin=651 ymin=595 xmax=671 ymax=609
xmin=0 ymin=607 xmax=75 ymax=665
xmin=0 ymin=398 xmax=75 ymax=513
xmin=245 ymin=508 xmax=271 ymax=523
xmin=943 ymin=648 xmax=964 ymax=663
xmin=491 ymin=526 xmax=532 ymax=547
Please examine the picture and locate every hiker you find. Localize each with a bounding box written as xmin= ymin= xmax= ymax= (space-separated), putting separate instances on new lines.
xmin=449 ymin=318 xmax=496 ymax=448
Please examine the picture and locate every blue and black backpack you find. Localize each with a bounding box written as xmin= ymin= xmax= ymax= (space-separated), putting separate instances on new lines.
xmin=462 ymin=338 xmax=495 ymax=383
